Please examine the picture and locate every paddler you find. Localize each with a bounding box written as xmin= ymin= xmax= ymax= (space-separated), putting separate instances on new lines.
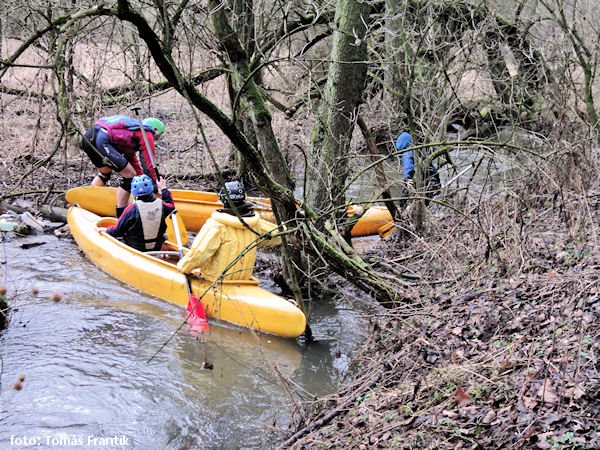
xmin=396 ymin=131 xmax=441 ymax=207
xmin=176 ymin=181 xmax=282 ymax=281
xmin=97 ymin=174 xmax=175 ymax=252
xmin=80 ymin=115 xmax=165 ymax=217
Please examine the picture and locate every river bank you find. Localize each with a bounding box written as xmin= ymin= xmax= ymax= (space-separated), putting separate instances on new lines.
xmin=281 ymin=171 xmax=600 ymax=448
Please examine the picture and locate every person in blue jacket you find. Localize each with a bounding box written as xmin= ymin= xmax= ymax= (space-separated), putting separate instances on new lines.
xmin=97 ymin=174 xmax=175 ymax=252
xmin=396 ymin=132 xmax=441 ymax=207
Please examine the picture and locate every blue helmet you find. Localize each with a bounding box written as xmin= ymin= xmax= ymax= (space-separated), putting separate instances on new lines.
xmin=131 ymin=174 xmax=154 ymax=197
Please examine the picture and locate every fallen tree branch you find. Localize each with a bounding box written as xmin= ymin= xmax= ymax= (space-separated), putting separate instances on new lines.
xmin=5 ymin=199 xmax=68 ymax=223
xmin=0 ymin=189 xmax=65 ymax=201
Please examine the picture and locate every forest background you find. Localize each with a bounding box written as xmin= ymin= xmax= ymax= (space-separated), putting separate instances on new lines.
xmin=1 ymin=0 xmax=600 ymax=447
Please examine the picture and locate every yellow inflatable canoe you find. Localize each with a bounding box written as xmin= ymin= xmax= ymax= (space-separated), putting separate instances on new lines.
xmin=67 ymin=206 xmax=307 ymax=339
xmin=66 ymin=186 xmax=395 ymax=237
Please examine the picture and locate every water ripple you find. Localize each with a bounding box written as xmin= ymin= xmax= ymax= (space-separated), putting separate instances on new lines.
xmin=1 ymin=235 xmax=366 ymax=447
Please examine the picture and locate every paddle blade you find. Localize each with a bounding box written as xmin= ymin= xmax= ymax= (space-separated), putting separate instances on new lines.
xmin=186 ymin=294 xmax=209 ymax=332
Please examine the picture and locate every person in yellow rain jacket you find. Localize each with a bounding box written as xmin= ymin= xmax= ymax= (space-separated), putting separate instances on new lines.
xmin=176 ymin=181 xmax=282 ymax=281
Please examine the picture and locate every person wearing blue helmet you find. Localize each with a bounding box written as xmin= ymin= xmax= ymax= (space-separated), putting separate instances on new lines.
xmin=98 ymin=175 xmax=175 ymax=252
xmin=396 ymin=132 xmax=441 ymax=207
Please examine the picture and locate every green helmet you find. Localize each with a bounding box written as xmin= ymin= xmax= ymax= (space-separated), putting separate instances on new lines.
xmin=142 ymin=117 xmax=165 ymax=135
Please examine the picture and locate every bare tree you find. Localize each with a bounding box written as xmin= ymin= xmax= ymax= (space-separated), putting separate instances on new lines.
xmin=305 ymin=0 xmax=371 ymax=215
xmin=2 ymin=0 xmax=600 ymax=325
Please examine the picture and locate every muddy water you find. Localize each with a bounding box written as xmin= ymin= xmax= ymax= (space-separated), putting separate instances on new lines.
xmin=0 ymin=233 xmax=369 ymax=448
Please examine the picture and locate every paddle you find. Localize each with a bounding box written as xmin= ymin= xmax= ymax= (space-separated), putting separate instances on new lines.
xmin=170 ymin=210 xmax=209 ymax=332
xmin=131 ymin=105 xmax=160 ymax=179
xmin=130 ymin=106 xmax=187 ymax=245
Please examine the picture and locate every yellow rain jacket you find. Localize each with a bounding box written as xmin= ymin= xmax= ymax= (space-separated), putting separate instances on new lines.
xmin=177 ymin=211 xmax=282 ymax=281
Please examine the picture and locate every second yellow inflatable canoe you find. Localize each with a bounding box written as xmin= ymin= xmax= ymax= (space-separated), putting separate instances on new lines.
xmin=66 ymin=186 xmax=395 ymax=237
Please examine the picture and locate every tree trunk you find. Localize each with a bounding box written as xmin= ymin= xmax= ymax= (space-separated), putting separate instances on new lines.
xmin=116 ymin=0 xmax=407 ymax=310
xmin=357 ymin=115 xmax=398 ymax=222
xmin=228 ymin=0 xmax=262 ymax=186
xmin=208 ymin=0 xmax=294 ymax=195
xmin=384 ymin=0 xmax=406 ymax=119
xmin=305 ymin=0 xmax=371 ymax=215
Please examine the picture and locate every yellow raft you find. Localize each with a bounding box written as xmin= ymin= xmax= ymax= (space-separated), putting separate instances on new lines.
xmin=65 ymin=186 xmax=395 ymax=237
xmin=67 ymin=206 xmax=307 ymax=338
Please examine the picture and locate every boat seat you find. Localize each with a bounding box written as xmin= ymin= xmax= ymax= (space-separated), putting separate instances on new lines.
xmin=145 ymin=250 xmax=181 ymax=263
xmin=146 ymin=250 xmax=180 ymax=257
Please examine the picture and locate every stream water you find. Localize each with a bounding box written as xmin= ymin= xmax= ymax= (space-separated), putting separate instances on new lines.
xmin=305 ymin=127 xmax=546 ymax=205
xmin=0 ymin=232 xmax=369 ymax=449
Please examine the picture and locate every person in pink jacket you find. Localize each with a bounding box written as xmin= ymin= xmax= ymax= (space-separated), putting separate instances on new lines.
xmin=81 ymin=115 xmax=165 ymax=217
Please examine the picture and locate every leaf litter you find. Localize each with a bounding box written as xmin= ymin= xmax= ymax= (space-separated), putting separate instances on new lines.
xmin=281 ymin=160 xmax=600 ymax=449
